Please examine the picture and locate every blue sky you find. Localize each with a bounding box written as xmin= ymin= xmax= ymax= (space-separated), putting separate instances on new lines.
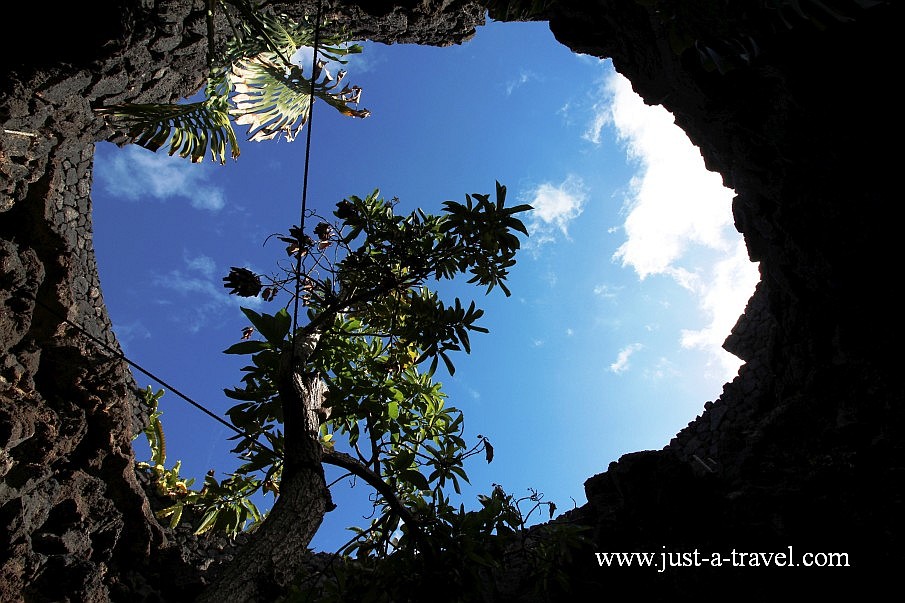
xmin=91 ymin=18 xmax=759 ymax=552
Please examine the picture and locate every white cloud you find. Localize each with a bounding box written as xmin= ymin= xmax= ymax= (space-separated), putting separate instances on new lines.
xmin=593 ymin=283 xmax=622 ymax=300
xmin=151 ymin=256 xmax=263 ymax=333
xmin=190 ymin=189 xmax=226 ymax=211
xmin=111 ymin=320 xmax=152 ymax=358
xmin=154 ymin=270 xmax=220 ymax=297
xmin=679 ymin=240 xmax=759 ymax=380
xmin=610 ymin=343 xmax=642 ymax=374
xmin=604 ymin=73 xmax=732 ymax=278
xmin=524 ymin=174 xmax=587 ymax=248
xmin=588 ymin=72 xmax=759 ymax=382
xmin=583 ymin=105 xmax=609 ymax=145
xmin=184 ymin=253 xmax=218 ymax=278
xmin=506 ymin=69 xmax=538 ymax=95
xmin=644 ymin=356 xmax=680 ymax=381
xmin=96 ymin=145 xmax=226 ymax=212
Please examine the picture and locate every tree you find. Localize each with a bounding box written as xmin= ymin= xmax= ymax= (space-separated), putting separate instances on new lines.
xmin=140 ymin=186 xmax=588 ymax=602
xmin=178 ymin=184 xmax=531 ymax=600
xmin=137 ymin=183 xmax=552 ymax=600
xmin=103 ymin=3 xmax=588 ymax=599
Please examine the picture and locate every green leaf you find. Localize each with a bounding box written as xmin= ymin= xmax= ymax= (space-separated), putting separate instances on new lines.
xmin=240 ymin=307 xmax=266 ymax=332
xmin=169 ymin=502 xmax=184 ymax=529
xmin=223 ymin=340 xmax=271 ymax=355
xmin=230 ymin=53 xmax=368 ymax=143
xmin=440 ymin=351 xmax=455 ymax=376
xmin=394 ymin=450 xmax=415 ymax=470
xmin=400 ymin=469 xmax=430 ymax=491
xmin=240 ymin=307 xmax=291 ymax=345
xmin=242 ymin=308 xmax=292 ymax=346
xmin=244 ymin=499 xmax=262 ymax=523
xmin=387 ymin=401 xmax=400 ymax=420
xmin=271 ymin=308 xmax=292 ymax=344
xmin=156 ymin=504 xmax=180 ymax=520
xmin=96 ymin=97 xmax=240 ymax=164
xmin=194 ymin=507 xmax=220 ymax=535
xmin=224 ymin=387 xmax=264 ymax=401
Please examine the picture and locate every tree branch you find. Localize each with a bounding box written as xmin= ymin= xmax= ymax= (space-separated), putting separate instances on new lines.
xmin=321 ymin=448 xmax=427 ymax=547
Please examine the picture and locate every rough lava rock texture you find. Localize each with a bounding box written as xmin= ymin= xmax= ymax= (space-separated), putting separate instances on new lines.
xmin=1 ymin=0 xmax=901 ymax=600
xmin=534 ymin=0 xmax=903 ymax=597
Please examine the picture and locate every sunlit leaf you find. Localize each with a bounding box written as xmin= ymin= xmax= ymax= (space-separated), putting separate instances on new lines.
xmin=229 ymin=53 xmax=368 ymax=143
xmin=194 ymin=507 xmax=220 ymax=535
xmin=96 ymin=97 xmax=240 ymax=164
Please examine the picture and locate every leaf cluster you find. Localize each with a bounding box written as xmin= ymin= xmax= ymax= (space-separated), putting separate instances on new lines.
xmin=95 ymin=0 xmax=369 ymax=162
xmin=289 ymin=485 xmax=591 ymax=603
xmin=134 ymin=386 xmax=266 ymax=537
xmin=138 ymin=183 xmax=540 ymax=567
xmin=217 ymin=184 xmax=532 ymax=552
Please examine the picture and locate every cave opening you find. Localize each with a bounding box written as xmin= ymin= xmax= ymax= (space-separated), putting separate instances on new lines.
xmin=88 ymin=17 xmax=757 ymax=553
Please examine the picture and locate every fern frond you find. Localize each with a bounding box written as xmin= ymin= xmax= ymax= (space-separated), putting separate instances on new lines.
xmin=98 ymin=96 xmax=240 ymax=163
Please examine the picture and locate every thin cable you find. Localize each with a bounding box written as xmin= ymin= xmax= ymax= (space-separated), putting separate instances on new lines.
xmin=32 ymin=296 xmax=277 ymax=456
xmin=290 ymin=0 xmax=324 ymax=347
xmin=23 ymin=4 xmax=331 ymax=465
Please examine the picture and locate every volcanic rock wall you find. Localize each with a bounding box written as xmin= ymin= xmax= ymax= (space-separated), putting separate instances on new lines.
xmin=535 ymin=0 xmax=902 ymax=596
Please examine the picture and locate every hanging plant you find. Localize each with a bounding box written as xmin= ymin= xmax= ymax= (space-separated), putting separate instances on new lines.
xmin=95 ymin=0 xmax=369 ymax=163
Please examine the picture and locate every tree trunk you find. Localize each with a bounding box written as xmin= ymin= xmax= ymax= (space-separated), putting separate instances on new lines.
xmin=197 ymin=339 xmax=332 ymax=603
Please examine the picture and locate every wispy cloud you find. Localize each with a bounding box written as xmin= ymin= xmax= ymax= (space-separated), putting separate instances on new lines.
xmin=644 ymin=356 xmax=680 ymax=381
xmin=679 ymin=240 xmax=759 ymax=380
xmin=184 ymin=252 xmax=218 ymax=278
xmin=610 ymin=343 xmax=642 ymax=374
xmin=506 ymin=69 xmax=539 ymax=95
xmin=95 ymin=145 xmax=226 ymax=212
xmin=152 ymin=253 xmax=262 ymax=333
xmin=583 ymin=103 xmax=610 ymax=145
xmin=524 ymin=174 xmax=587 ymax=249
xmin=593 ymin=283 xmax=622 ymax=300
xmin=111 ymin=320 xmax=152 ymax=358
xmin=588 ymin=72 xmax=759 ymax=382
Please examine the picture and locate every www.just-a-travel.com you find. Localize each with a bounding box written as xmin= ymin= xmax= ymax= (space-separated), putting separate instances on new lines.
xmin=595 ymin=547 xmax=850 ymax=572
